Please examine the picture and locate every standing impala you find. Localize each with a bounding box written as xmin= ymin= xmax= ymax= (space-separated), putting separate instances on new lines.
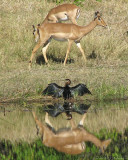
xmin=29 ymin=11 xmax=107 ymax=68
xmin=32 ymin=111 xmax=111 ymax=155
xmin=41 ymin=4 xmax=80 ymax=25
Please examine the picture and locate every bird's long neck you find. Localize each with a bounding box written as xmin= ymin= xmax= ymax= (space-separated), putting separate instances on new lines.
xmin=65 ymin=82 xmax=69 ymax=88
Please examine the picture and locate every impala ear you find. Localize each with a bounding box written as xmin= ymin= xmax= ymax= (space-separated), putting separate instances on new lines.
xmin=94 ymin=12 xmax=97 ymax=20
xmin=95 ymin=11 xmax=99 ymax=16
xmin=32 ymin=25 xmax=35 ymax=30
xmin=94 ymin=11 xmax=100 ymax=20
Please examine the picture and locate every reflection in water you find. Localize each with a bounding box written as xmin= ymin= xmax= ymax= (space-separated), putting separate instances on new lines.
xmin=32 ymin=103 xmax=111 ymax=155
xmin=1 ymin=101 xmax=128 ymax=157
xmin=43 ymin=102 xmax=91 ymax=120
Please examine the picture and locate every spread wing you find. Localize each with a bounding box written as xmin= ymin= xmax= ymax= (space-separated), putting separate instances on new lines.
xmin=69 ymin=103 xmax=91 ymax=114
xmin=76 ymin=103 xmax=91 ymax=114
xmin=42 ymin=83 xmax=64 ymax=98
xmin=43 ymin=104 xmax=64 ymax=117
xmin=70 ymin=84 xmax=92 ymax=97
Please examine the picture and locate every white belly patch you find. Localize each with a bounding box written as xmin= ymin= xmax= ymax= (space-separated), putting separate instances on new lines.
xmin=53 ymin=37 xmax=67 ymax=41
xmin=58 ymin=14 xmax=68 ymax=21
xmin=61 ymin=15 xmax=68 ymax=21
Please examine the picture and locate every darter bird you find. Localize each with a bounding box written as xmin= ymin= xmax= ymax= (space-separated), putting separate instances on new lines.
xmin=42 ymin=79 xmax=92 ymax=100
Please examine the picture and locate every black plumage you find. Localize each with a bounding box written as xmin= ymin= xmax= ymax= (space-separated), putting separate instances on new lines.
xmin=43 ymin=102 xmax=91 ymax=118
xmin=42 ymin=79 xmax=91 ymax=100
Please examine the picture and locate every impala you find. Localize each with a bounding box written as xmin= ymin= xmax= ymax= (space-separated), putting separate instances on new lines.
xmin=41 ymin=4 xmax=80 ymax=25
xmin=32 ymin=111 xmax=111 ymax=155
xmin=29 ymin=11 xmax=107 ymax=68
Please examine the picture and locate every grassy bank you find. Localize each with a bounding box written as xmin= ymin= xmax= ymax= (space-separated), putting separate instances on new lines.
xmin=0 ymin=128 xmax=128 ymax=160
xmin=0 ymin=64 xmax=128 ymax=103
xmin=0 ymin=0 xmax=128 ymax=101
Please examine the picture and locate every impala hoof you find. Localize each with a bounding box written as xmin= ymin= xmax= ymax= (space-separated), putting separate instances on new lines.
xmin=100 ymin=139 xmax=111 ymax=153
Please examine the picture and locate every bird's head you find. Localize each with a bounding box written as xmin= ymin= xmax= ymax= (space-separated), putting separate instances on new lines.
xmin=66 ymin=113 xmax=72 ymax=120
xmin=65 ymin=79 xmax=71 ymax=86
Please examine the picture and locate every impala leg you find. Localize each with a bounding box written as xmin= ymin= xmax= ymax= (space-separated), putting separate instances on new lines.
xmin=42 ymin=41 xmax=50 ymax=64
xmin=70 ymin=18 xmax=77 ymax=25
xmin=45 ymin=112 xmax=53 ymax=127
xmin=76 ymin=42 xmax=87 ymax=63
xmin=64 ymin=40 xmax=73 ymax=66
xmin=32 ymin=111 xmax=45 ymax=134
xmin=78 ymin=114 xmax=111 ymax=153
xmin=70 ymin=119 xmax=77 ymax=130
xmin=70 ymin=113 xmax=86 ymax=129
xmin=69 ymin=9 xmax=80 ymax=25
xmin=32 ymin=111 xmax=55 ymax=137
xmin=79 ymin=113 xmax=87 ymax=126
xmin=29 ymin=41 xmax=43 ymax=69
xmin=48 ymin=15 xmax=58 ymax=23
xmin=85 ymin=132 xmax=111 ymax=153
xmin=78 ymin=113 xmax=105 ymax=151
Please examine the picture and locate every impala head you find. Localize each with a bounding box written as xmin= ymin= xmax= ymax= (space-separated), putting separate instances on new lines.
xmin=32 ymin=24 xmax=40 ymax=42
xmin=94 ymin=11 xmax=107 ymax=27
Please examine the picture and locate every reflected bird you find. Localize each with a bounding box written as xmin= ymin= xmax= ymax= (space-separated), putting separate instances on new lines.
xmin=42 ymin=79 xmax=92 ymax=100
xmin=43 ymin=102 xmax=91 ymax=118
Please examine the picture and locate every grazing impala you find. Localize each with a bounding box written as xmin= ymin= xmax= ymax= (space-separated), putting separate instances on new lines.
xmin=32 ymin=111 xmax=111 ymax=155
xmin=29 ymin=11 xmax=107 ymax=68
xmin=41 ymin=4 xmax=80 ymax=25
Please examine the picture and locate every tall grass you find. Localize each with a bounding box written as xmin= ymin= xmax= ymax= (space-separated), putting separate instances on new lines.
xmin=0 ymin=0 xmax=128 ymax=100
xmin=1 ymin=0 xmax=128 ymax=67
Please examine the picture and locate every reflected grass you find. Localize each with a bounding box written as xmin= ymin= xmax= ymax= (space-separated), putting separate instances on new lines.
xmin=0 ymin=102 xmax=128 ymax=142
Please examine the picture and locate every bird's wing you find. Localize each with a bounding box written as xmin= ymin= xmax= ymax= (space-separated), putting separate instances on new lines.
xmin=70 ymin=103 xmax=91 ymax=114
xmin=43 ymin=104 xmax=64 ymax=117
xmin=76 ymin=104 xmax=91 ymax=114
xmin=70 ymin=84 xmax=92 ymax=96
xmin=42 ymin=83 xmax=64 ymax=97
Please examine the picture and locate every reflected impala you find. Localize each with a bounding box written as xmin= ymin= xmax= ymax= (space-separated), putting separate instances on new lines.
xmin=32 ymin=111 xmax=111 ymax=155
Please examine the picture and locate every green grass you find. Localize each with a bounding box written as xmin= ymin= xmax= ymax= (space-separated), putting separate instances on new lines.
xmin=0 ymin=128 xmax=128 ymax=160
xmin=95 ymin=83 xmax=128 ymax=102
xmin=0 ymin=0 xmax=128 ymax=102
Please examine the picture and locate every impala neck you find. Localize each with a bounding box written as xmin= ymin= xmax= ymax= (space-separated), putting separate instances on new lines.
xmin=41 ymin=18 xmax=48 ymax=25
xmin=81 ymin=20 xmax=97 ymax=36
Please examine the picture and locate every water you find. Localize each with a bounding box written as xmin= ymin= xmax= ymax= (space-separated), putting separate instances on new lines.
xmin=0 ymin=100 xmax=128 ymax=158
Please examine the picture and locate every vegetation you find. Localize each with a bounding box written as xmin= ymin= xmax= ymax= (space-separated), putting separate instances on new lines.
xmin=0 ymin=0 xmax=128 ymax=102
xmin=0 ymin=1 xmax=128 ymax=159
xmin=0 ymin=128 xmax=128 ymax=160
